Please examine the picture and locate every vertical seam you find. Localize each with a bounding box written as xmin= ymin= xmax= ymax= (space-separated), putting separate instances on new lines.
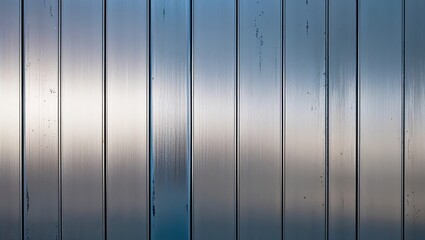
xmin=401 ymin=0 xmax=406 ymax=238
xmin=102 ymin=0 xmax=107 ymax=239
xmin=282 ymin=0 xmax=286 ymax=238
xmin=58 ymin=0 xmax=63 ymax=238
xmin=235 ymin=0 xmax=240 ymax=239
xmin=20 ymin=0 xmax=25 ymax=239
xmin=147 ymin=0 xmax=151 ymax=238
xmin=189 ymin=0 xmax=193 ymax=238
xmin=325 ymin=0 xmax=330 ymax=239
xmin=355 ymin=0 xmax=360 ymax=239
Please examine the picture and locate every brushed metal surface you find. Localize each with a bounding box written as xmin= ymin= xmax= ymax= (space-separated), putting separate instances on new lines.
xmin=358 ymin=0 xmax=403 ymax=239
xmin=23 ymin=0 xmax=60 ymax=239
xmin=284 ymin=0 xmax=326 ymax=239
xmin=0 ymin=0 xmax=22 ymax=239
xmin=61 ymin=0 xmax=104 ymax=239
xmin=150 ymin=0 xmax=191 ymax=239
xmin=238 ymin=0 xmax=282 ymax=239
xmin=106 ymin=0 xmax=148 ymax=239
xmin=192 ymin=0 xmax=236 ymax=239
xmin=328 ymin=0 xmax=357 ymax=239
xmin=405 ymin=0 xmax=425 ymax=239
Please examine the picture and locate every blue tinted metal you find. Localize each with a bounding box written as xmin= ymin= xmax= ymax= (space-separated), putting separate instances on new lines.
xmin=150 ymin=0 xmax=191 ymax=239
xmin=358 ymin=0 xmax=403 ymax=239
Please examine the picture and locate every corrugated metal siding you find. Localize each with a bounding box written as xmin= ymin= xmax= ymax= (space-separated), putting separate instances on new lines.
xmin=0 ymin=0 xmax=424 ymax=239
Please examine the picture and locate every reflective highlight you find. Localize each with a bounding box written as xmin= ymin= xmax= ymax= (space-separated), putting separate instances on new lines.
xmin=106 ymin=0 xmax=149 ymax=239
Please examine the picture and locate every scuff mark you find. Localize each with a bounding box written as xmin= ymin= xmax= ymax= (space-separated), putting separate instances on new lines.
xmin=306 ymin=20 xmax=309 ymax=35
xmin=254 ymin=9 xmax=264 ymax=72
xmin=26 ymin=188 xmax=30 ymax=213
xmin=50 ymin=5 xmax=53 ymax=17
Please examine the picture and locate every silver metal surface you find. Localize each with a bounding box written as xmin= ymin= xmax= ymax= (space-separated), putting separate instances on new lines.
xmin=3 ymin=2 xmax=425 ymax=239
xmin=0 ymin=0 xmax=22 ymax=239
xmin=358 ymin=0 xmax=403 ymax=239
xmin=61 ymin=0 xmax=104 ymax=239
xmin=192 ymin=0 xmax=236 ymax=239
xmin=328 ymin=0 xmax=357 ymax=239
xmin=284 ymin=0 xmax=326 ymax=239
xmin=405 ymin=0 xmax=425 ymax=239
xmin=238 ymin=0 xmax=282 ymax=239
xmin=106 ymin=0 xmax=148 ymax=239
xmin=150 ymin=0 xmax=191 ymax=239
xmin=23 ymin=0 xmax=60 ymax=239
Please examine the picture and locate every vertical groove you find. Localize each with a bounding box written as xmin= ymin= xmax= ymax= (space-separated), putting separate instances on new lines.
xmin=280 ymin=0 xmax=286 ymax=239
xmin=401 ymin=0 xmax=405 ymax=238
xmin=235 ymin=0 xmax=239 ymax=239
xmin=103 ymin=0 xmax=107 ymax=239
xmin=20 ymin=0 xmax=24 ymax=239
xmin=355 ymin=0 xmax=360 ymax=239
xmin=188 ymin=0 xmax=192 ymax=235
xmin=58 ymin=0 xmax=62 ymax=238
xmin=189 ymin=0 xmax=193 ymax=238
xmin=147 ymin=0 xmax=151 ymax=238
xmin=148 ymin=0 xmax=151 ymax=238
xmin=325 ymin=0 xmax=330 ymax=238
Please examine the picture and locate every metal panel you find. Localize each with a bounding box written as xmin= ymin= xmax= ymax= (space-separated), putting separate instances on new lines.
xmin=328 ymin=0 xmax=356 ymax=239
xmin=284 ymin=0 xmax=326 ymax=239
xmin=238 ymin=0 xmax=282 ymax=239
xmin=0 ymin=0 xmax=21 ymax=239
xmin=150 ymin=0 xmax=190 ymax=239
xmin=405 ymin=0 xmax=425 ymax=239
xmin=61 ymin=0 xmax=104 ymax=239
xmin=23 ymin=0 xmax=60 ymax=239
xmin=358 ymin=0 xmax=403 ymax=239
xmin=106 ymin=0 xmax=148 ymax=239
xmin=192 ymin=0 xmax=236 ymax=239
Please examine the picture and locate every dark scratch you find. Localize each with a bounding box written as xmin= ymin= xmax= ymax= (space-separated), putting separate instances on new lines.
xmin=306 ymin=20 xmax=309 ymax=35
xmin=26 ymin=188 xmax=30 ymax=213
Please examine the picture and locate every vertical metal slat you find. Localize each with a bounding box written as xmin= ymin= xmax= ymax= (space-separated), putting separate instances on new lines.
xmin=284 ymin=0 xmax=327 ymax=239
xmin=405 ymin=0 xmax=425 ymax=239
xmin=238 ymin=0 xmax=282 ymax=239
xmin=328 ymin=0 xmax=357 ymax=239
xmin=23 ymin=0 xmax=60 ymax=239
xmin=358 ymin=0 xmax=403 ymax=238
xmin=0 ymin=0 xmax=22 ymax=239
xmin=61 ymin=0 xmax=104 ymax=239
xmin=192 ymin=0 xmax=236 ymax=239
xmin=106 ymin=0 xmax=149 ymax=239
xmin=150 ymin=0 xmax=191 ymax=239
